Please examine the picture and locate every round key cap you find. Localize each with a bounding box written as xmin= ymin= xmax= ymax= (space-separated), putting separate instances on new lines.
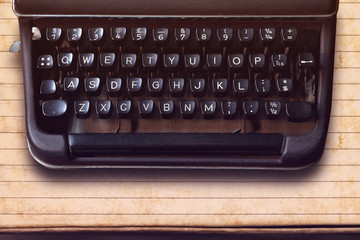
xmin=111 ymin=27 xmax=126 ymax=41
xmin=138 ymin=100 xmax=154 ymax=118
xmin=217 ymin=28 xmax=233 ymax=43
xmin=42 ymin=100 xmax=67 ymax=117
xmin=238 ymin=28 xmax=254 ymax=43
xmin=201 ymin=101 xmax=217 ymax=119
xmin=74 ymin=100 xmax=90 ymax=118
xmin=281 ymin=28 xmax=297 ymax=43
xmin=212 ymin=78 xmax=228 ymax=96
xmin=265 ymin=101 xmax=281 ymax=118
xmin=159 ymin=100 xmax=174 ymax=118
xmin=96 ymin=100 xmax=112 ymax=118
xmin=255 ymin=78 xmax=271 ymax=96
xmin=180 ymin=101 xmax=196 ymax=118
xmin=67 ymin=28 xmax=82 ymax=43
xmin=243 ymin=101 xmax=259 ymax=117
xmin=37 ymin=55 xmax=53 ymax=69
xmin=259 ymin=28 xmax=276 ymax=44
xmin=117 ymin=100 xmax=132 ymax=116
xmin=221 ymin=101 xmax=237 ymax=118
xmin=271 ymin=54 xmax=287 ymax=71
xmin=249 ymin=54 xmax=265 ymax=70
xmin=298 ymin=52 xmax=315 ymax=68
xmin=175 ymin=28 xmax=190 ymax=42
xmin=40 ymin=80 xmax=56 ymax=95
xmin=153 ymin=28 xmax=169 ymax=43
xmin=132 ymin=27 xmax=147 ymax=41
xmin=196 ymin=28 xmax=211 ymax=42
xmin=88 ymin=27 xmax=104 ymax=42
xmin=286 ymin=101 xmax=312 ymax=122
xmin=57 ymin=53 xmax=73 ymax=68
xmin=46 ymin=28 xmax=62 ymax=42
xmin=276 ymin=78 xmax=292 ymax=95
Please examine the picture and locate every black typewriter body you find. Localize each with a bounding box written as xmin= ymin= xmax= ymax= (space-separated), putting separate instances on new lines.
xmin=13 ymin=0 xmax=339 ymax=169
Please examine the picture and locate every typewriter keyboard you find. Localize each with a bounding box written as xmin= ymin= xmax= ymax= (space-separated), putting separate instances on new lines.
xmin=32 ymin=19 xmax=320 ymax=135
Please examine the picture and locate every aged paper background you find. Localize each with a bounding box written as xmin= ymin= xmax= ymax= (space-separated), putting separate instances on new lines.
xmin=0 ymin=0 xmax=360 ymax=232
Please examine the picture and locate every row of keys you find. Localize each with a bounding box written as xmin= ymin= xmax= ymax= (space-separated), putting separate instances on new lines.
xmin=40 ymin=77 xmax=293 ymax=97
xmin=42 ymin=99 xmax=312 ymax=121
xmin=45 ymin=27 xmax=297 ymax=45
xmin=37 ymin=53 xmax=296 ymax=71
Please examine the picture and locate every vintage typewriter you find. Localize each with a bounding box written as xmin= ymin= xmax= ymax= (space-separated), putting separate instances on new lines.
xmin=13 ymin=0 xmax=338 ymax=169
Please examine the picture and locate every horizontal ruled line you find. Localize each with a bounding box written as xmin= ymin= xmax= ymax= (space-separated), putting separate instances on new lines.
xmin=0 ymin=196 xmax=360 ymax=199
xmin=1 ymin=213 xmax=360 ymax=216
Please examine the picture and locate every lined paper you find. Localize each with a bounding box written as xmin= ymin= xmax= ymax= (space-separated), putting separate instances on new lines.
xmin=1 ymin=0 xmax=360 ymax=231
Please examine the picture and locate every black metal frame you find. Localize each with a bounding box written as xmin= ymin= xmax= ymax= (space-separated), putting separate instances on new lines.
xmin=16 ymin=1 xmax=338 ymax=169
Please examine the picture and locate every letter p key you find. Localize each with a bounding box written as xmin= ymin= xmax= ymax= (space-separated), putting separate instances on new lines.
xmin=249 ymin=54 xmax=265 ymax=70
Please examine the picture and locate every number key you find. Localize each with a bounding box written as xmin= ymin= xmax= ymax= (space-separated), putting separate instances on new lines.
xmin=111 ymin=27 xmax=126 ymax=41
xmin=196 ymin=28 xmax=211 ymax=42
xmin=67 ymin=28 xmax=82 ymax=43
xmin=131 ymin=27 xmax=147 ymax=42
xmin=88 ymin=28 xmax=104 ymax=42
xmin=238 ymin=28 xmax=254 ymax=43
xmin=153 ymin=28 xmax=169 ymax=43
xmin=175 ymin=28 xmax=190 ymax=42
xmin=46 ymin=28 xmax=62 ymax=42
xmin=217 ymin=28 xmax=233 ymax=43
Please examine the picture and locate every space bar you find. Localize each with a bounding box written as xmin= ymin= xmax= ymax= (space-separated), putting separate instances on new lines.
xmin=68 ymin=133 xmax=283 ymax=156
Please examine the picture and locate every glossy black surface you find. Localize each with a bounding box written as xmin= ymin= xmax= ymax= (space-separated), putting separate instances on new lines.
xmin=14 ymin=0 xmax=337 ymax=168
